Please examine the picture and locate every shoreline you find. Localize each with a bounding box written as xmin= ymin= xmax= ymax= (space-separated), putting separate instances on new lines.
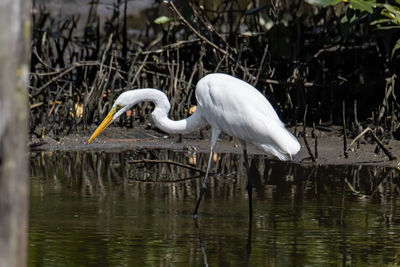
xmin=30 ymin=126 xmax=400 ymax=169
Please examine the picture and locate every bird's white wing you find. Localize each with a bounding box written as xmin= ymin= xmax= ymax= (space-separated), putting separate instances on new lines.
xmin=196 ymin=73 xmax=300 ymax=159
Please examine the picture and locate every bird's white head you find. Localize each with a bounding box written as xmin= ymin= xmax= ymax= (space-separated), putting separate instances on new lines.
xmin=88 ymin=88 xmax=180 ymax=143
xmin=88 ymin=93 xmax=132 ymax=144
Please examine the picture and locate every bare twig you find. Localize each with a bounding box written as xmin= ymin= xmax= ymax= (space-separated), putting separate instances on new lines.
xmin=301 ymin=106 xmax=315 ymax=163
xmin=378 ymin=74 xmax=396 ymax=122
xmin=313 ymin=122 xmax=318 ymax=159
xmin=30 ymin=61 xmax=122 ymax=96
xmin=342 ymin=101 xmax=348 ymax=158
xmin=344 ymin=178 xmax=368 ymax=198
xmin=347 ymin=127 xmax=396 ymax=160
xmin=301 ymin=132 xmax=316 ymax=164
xmin=129 ymin=159 xmax=214 ymax=174
xmin=253 ymin=43 xmax=269 ymax=86
xmin=167 ymin=2 xmax=229 ymax=58
xmin=137 ymin=39 xmax=201 ymax=55
xmin=187 ymin=1 xmax=235 ymax=53
xmin=166 ymin=1 xmax=256 ymax=80
xmin=347 ymin=127 xmax=371 ymax=150
xmin=369 ymin=130 xmax=396 ymax=160
xmin=130 ymin=175 xmax=202 ymax=183
xmin=354 ymin=100 xmax=362 ymax=147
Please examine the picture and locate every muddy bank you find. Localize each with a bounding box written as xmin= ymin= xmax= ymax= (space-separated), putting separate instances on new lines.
xmin=30 ymin=125 xmax=400 ymax=168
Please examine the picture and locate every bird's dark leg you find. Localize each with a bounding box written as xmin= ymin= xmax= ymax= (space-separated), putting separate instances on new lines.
xmin=193 ymin=147 xmax=214 ymax=219
xmin=242 ymin=142 xmax=254 ymax=265
xmin=193 ymin=128 xmax=221 ymax=220
xmin=242 ymin=143 xmax=253 ymax=220
xmin=244 ymin=216 xmax=253 ymax=266
xmin=194 ymin=220 xmax=209 ymax=266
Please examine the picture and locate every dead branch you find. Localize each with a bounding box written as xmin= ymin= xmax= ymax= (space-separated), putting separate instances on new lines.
xmin=129 ymin=159 xmax=215 ymax=174
xmin=130 ymin=175 xmax=203 ymax=183
xmin=342 ymin=101 xmax=348 ymax=158
xmin=344 ymin=178 xmax=369 ymax=198
xmin=347 ymin=127 xmax=396 ymax=160
xmin=166 ymin=1 xmax=256 ymax=81
xmin=301 ymin=132 xmax=316 ymax=164
xmin=347 ymin=127 xmax=371 ymax=149
xmin=30 ymin=61 xmax=122 ymax=96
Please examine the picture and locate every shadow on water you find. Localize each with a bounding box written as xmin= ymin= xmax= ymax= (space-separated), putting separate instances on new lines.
xmin=29 ymin=150 xmax=400 ymax=266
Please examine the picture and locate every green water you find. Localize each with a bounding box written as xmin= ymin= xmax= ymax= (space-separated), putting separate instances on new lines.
xmin=29 ymin=150 xmax=400 ymax=266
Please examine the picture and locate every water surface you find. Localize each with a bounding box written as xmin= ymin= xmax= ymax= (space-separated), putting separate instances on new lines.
xmin=29 ymin=150 xmax=400 ymax=266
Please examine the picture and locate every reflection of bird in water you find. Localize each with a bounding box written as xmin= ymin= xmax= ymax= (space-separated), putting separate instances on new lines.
xmin=88 ymin=73 xmax=301 ymax=219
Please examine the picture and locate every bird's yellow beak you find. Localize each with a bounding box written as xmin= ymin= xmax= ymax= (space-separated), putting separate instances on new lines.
xmin=88 ymin=109 xmax=115 ymax=144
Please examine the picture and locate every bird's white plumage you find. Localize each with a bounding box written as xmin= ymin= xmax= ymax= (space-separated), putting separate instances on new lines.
xmin=93 ymin=73 xmax=300 ymax=160
xmin=195 ymin=73 xmax=300 ymax=160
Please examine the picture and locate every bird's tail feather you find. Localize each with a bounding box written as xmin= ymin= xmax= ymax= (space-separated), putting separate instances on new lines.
xmin=254 ymin=143 xmax=290 ymax=161
xmin=254 ymin=130 xmax=300 ymax=161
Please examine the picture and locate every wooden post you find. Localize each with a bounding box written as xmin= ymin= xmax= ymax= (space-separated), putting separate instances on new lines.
xmin=0 ymin=0 xmax=31 ymax=266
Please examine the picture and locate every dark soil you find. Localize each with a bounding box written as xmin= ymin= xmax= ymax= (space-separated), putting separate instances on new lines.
xmin=30 ymin=125 xmax=400 ymax=169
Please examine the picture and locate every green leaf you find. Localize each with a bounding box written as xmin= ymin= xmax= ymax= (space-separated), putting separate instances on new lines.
xmin=375 ymin=25 xmax=400 ymax=30
xmin=393 ymin=42 xmax=400 ymax=52
xmin=154 ymin=16 xmax=173 ymax=25
xmin=381 ymin=5 xmax=400 ymax=25
xmin=341 ymin=8 xmax=357 ymax=24
xmin=349 ymin=0 xmax=375 ymax=14
xmin=370 ymin=18 xmax=392 ymax=25
xmin=305 ymin=0 xmax=342 ymax=7
xmin=382 ymin=3 xmax=400 ymax=13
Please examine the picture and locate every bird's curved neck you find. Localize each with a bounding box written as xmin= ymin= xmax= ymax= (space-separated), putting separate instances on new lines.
xmin=126 ymin=89 xmax=206 ymax=134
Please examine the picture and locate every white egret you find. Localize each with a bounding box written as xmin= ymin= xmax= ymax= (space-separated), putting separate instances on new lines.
xmin=88 ymin=73 xmax=300 ymax=219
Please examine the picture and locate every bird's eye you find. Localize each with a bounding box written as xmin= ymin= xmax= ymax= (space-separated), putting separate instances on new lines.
xmin=115 ymin=104 xmax=123 ymax=111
